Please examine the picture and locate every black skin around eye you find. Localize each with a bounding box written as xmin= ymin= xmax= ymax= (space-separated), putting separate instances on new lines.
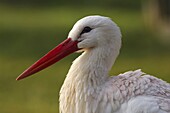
xmin=80 ymin=26 xmax=92 ymax=35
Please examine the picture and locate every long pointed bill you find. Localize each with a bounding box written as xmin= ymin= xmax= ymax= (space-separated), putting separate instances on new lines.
xmin=16 ymin=38 xmax=79 ymax=80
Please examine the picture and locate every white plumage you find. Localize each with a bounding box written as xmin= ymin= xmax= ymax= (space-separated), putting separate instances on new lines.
xmin=16 ymin=15 xmax=170 ymax=113
xmin=59 ymin=16 xmax=170 ymax=113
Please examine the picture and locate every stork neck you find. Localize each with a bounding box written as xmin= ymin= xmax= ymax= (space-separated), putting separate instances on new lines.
xmin=68 ymin=47 xmax=118 ymax=87
xmin=59 ymin=46 xmax=120 ymax=113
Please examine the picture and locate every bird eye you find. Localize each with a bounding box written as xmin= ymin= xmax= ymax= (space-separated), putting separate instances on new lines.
xmin=80 ymin=26 xmax=92 ymax=35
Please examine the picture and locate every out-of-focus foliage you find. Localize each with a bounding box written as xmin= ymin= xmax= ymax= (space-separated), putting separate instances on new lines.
xmin=142 ymin=0 xmax=170 ymax=42
xmin=0 ymin=0 xmax=141 ymax=9
xmin=0 ymin=5 xmax=169 ymax=59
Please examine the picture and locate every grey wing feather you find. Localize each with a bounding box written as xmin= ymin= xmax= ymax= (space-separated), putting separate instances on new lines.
xmin=113 ymin=69 xmax=170 ymax=113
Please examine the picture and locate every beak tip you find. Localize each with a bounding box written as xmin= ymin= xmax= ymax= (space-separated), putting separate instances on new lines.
xmin=16 ymin=78 xmax=20 ymax=81
xmin=16 ymin=73 xmax=27 ymax=81
xmin=16 ymin=75 xmax=23 ymax=81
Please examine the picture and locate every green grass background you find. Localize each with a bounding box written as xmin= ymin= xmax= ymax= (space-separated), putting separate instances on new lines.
xmin=0 ymin=3 xmax=170 ymax=113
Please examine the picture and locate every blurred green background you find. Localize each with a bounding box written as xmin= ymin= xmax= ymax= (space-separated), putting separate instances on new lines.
xmin=0 ymin=0 xmax=170 ymax=113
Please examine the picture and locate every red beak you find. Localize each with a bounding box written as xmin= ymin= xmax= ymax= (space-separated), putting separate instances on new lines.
xmin=16 ymin=38 xmax=79 ymax=80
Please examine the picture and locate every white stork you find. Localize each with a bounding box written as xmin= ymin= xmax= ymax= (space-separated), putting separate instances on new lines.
xmin=16 ymin=15 xmax=170 ymax=113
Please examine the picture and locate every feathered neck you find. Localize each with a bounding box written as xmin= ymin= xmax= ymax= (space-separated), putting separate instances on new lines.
xmin=59 ymin=46 xmax=120 ymax=113
xmin=70 ymin=47 xmax=118 ymax=86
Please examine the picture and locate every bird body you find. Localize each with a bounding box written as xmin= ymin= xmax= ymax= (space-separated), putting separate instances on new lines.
xmin=60 ymin=68 xmax=170 ymax=113
xmin=17 ymin=15 xmax=170 ymax=113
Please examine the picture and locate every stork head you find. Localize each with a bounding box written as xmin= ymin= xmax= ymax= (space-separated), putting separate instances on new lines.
xmin=16 ymin=15 xmax=121 ymax=80
xmin=69 ymin=15 xmax=121 ymax=50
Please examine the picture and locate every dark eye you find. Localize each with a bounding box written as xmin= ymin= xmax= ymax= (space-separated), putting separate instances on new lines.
xmin=80 ymin=26 xmax=92 ymax=35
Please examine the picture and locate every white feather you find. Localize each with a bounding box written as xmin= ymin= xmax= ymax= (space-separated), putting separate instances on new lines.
xmin=59 ymin=15 xmax=170 ymax=113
